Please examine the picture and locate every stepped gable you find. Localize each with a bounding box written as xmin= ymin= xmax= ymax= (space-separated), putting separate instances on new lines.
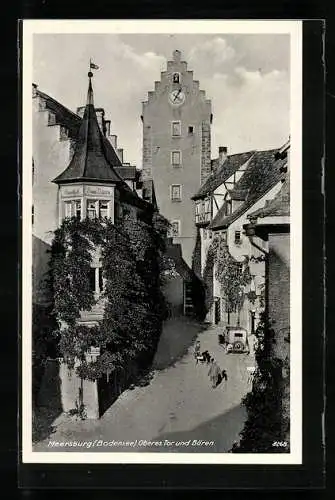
xmin=35 ymin=84 xmax=122 ymax=169
xmin=209 ymin=148 xmax=287 ymax=230
xmin=192 ymin=151 xmax=255 ymax=200
xmin=34 ymin=86 xmax=81 ymax=139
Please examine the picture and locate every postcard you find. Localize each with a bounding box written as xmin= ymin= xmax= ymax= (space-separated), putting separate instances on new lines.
xmin=21 ymin=19 xmax=302 ymax=465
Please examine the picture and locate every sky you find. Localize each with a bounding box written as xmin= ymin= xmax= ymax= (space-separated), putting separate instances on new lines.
xmin=33 ymin=33 xmax=290 ymax=167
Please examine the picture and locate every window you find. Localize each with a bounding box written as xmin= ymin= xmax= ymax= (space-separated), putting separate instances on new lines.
xmin=98 ymin=268 xmax=104 ymax=292
xmin=75 ymin=201 xmax=81 ymax=219
xmin=32 ymin=205 xmax=34 ymax=225
xmin=188 ymin=125 xmax=194 ymax=134
xmin=204 ymin=229 xmax=207 ymax=240
xmin=171 ymin=184 xmax=182 ymax=201
xmin=170 ymin=220 xmax=180 ymax=237
xmin=60 ymin=126 xmax=69 ymax=141
xmin=64 ymin=201 xmax=72 ymax=218
xmin=172 ymin=72 xmax=180 ymax=84
xmin=89 ymin=268 xmax=96 ymax=292
xmin=171 ymin=150 xmax=181 ymax=167
xmin=171 ymin=121 xmax=181 ymax=137
xmin=48 ymin=112 xmax=56 ymax=125
xmin=89 ymin=267 xmax=104 ymax=294
xmin=225 ymin=200 xmax=232 ymax=215
xmin=99 ymin=201 xmax=108 ymax=219
xmin=87 ymin=201 xmax=96 ymax=219
xmin=235 ymin=231 xmax=241 ymax=244
xmin=204 ymin=199 xmax=210 ymax=214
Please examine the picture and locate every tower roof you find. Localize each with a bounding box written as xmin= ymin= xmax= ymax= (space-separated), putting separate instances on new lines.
xmin=53 ymin=74 xmax=123 ymax=185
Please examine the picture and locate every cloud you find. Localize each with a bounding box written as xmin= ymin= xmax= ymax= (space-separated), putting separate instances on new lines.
xmin=204 ymin=66 xmax=290 ymax=156
xmin=188 ymin=37 xmax=236 ymax=74
xmin=33 ymin=34 xmax=290 ymax=168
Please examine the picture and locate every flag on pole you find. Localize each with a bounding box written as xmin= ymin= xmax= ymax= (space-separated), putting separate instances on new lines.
xmin=90 ymin=61 xmax=99 ymax=70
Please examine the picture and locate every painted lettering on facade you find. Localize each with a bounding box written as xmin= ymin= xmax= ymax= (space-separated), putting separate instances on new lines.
xmin=85 ymin=186 xmax=113 ymax=196
xmin=61 ymin=186 xmax=83 ymax=197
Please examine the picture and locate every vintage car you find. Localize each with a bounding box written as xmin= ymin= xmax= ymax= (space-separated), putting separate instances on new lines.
xmin=219 ymin=326 xmax=249 ymax=354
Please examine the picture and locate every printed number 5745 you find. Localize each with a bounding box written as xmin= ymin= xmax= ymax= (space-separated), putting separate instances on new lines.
xmin=272 ymin=441 xmax=288 ymax=447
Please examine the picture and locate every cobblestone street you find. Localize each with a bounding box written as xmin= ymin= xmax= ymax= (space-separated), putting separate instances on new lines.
xmin=34 ymin=317 xmax=255 ymax=453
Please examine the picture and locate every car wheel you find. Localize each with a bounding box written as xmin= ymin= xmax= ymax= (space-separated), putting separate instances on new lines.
xmin=233 ymin=341 xmax=243 ymax=352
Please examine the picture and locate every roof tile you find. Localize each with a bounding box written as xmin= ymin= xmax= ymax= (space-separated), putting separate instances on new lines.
xmin=209 ymin=148 xmax=287 ymax=229
xmin=192 ymin=151 xmax=255 ymax=200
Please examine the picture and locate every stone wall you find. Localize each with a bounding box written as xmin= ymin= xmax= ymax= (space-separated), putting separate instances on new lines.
xmin=201 ymin=121 xmax=212 ymax=185
xmin=268 ymin=231 xmax=290 ymax=441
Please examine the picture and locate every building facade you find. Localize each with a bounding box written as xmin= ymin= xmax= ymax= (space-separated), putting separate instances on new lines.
xmin=32 ymin=74 xmax=156 ymax=418
xmin=244 ymin=139 xmax=290 ymax=442
xmin=32 ymin=82 xmax=139 ymax=309
xmin=141 ymin=49 xmax=212 ymax=267
xmin=192 ymin=145 xmax=288 ymax=330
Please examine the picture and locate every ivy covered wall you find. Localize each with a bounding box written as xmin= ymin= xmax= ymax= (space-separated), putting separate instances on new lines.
xmin=46 ymin=212 xmax=170 ymax=385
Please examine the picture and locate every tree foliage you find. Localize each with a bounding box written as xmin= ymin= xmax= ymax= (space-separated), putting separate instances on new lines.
xmin=49 ymin=213 xmax=169 ymax=381
xmin=207 ymin=234 xmax=252 ymax=313
xmin=232 ymin=313 xmax=289 ymax=453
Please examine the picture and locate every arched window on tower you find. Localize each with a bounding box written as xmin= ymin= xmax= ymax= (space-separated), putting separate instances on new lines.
xmin=172 ymin=72 xmax=180 ymax=84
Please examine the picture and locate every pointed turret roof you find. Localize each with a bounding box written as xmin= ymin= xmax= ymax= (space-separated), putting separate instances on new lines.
xmin=53 ymin=73 xmax=123 ymax=184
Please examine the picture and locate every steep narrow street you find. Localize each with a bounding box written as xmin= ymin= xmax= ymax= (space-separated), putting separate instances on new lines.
xmin=34 ymin=317 xmax=255 ymax=453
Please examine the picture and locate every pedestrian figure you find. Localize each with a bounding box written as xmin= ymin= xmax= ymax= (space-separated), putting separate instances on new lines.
xmin=221 ymin=369 xmax=228 ymax=381
xmin=202 ymin=350 xmax=211 ymax=364
xmin=208 ymin=358 xmax=221 ymax=388
xmin=194 ymin=340 xmax=201 ymax=364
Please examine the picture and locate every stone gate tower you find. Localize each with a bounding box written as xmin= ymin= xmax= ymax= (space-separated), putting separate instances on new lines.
xmin=142 ymin=50 xmax=212 ymax=266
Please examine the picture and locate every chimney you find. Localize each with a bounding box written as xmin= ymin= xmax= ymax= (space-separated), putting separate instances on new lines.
xmin=76 ymin=106 xmax=85 ymax=118
xmin=110 ymin=135 xmax=117 ymax=149
xmin=95 ymin=108 xmax=105 ymax=135
xmin=219 ymin=146 xmax=228 ymax=164
xmin=105 ymin=120 xmax=111 ymax=136
xmin=117 ymin=148 xmax=124 ymax=163
xmin=77 ymin=106 xmax=106 ymax=135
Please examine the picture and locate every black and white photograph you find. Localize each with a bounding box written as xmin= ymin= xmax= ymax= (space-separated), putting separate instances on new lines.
xmin=21 ymin=20 xmax=302 ymax=464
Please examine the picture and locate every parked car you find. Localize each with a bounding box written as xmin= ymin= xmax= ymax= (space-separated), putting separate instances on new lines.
xmin=219 ymin=326 xmax=249 ymax=354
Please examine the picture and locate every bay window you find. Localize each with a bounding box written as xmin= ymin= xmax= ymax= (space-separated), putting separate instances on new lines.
xmin=87 ymin=200 xmax=110 ymax=219
xmin=64 ymin=200 xmax=81 ymax=219
xmin=87 ymin=201 xmax=96 ymax=219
